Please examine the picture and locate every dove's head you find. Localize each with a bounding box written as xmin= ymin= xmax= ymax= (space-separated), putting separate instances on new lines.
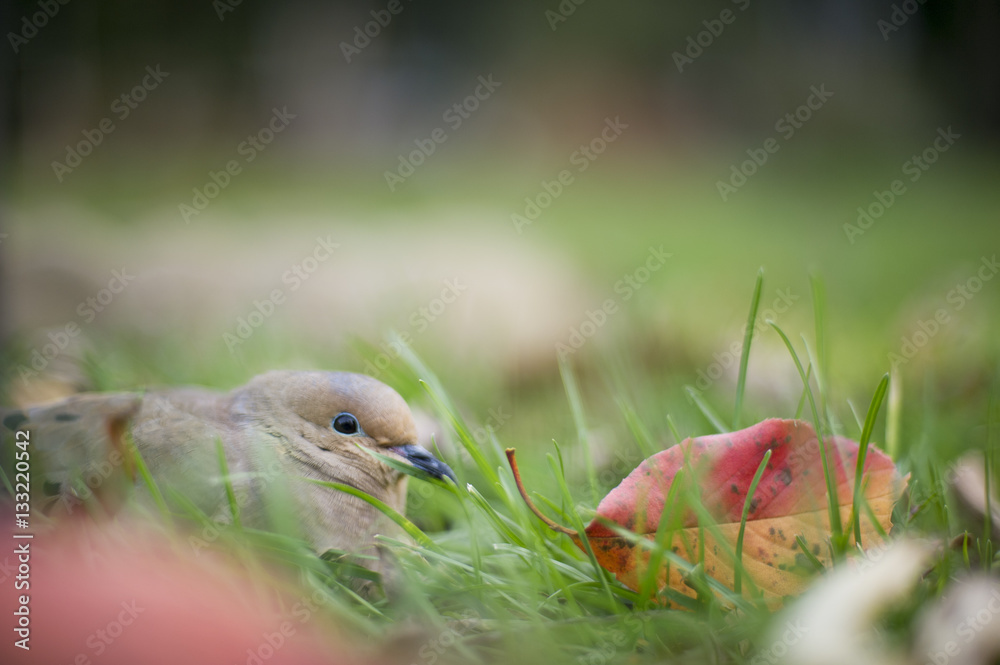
xmin=238 ymin=371 xmax=455 ymax=501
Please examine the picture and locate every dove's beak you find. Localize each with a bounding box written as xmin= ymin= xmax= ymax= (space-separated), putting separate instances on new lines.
xmin=392 ymin=444 xmax=457 ymax=483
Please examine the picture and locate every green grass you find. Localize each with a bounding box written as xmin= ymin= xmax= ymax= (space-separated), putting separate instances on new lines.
xmin=22 ymin=306 xmax=988 ymax=665
xmin=367 ymin=329 xmax=994 ymax=664
xmin=4 ymin=150 xmax=1000 ymax=662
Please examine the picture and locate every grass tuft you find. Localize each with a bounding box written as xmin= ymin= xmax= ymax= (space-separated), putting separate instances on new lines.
xmin=733 ymin=268 xmax=764 ymax=429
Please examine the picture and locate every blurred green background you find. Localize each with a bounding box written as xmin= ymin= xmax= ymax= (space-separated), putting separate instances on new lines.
xmin=2 ymin=0 xmax=999 ymax=482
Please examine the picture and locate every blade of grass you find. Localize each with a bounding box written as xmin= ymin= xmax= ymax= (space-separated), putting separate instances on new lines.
xmin=125 ymin=431 xmax=171 ymax=522
xmin=846 ymin=399 xmax=863 ymax=432
xmin=851 ymin=373 xmax=889 ymax=544
xmin=684 ymin=386 xmax=728 ymax=434
xmin=665 ymin=414 xmax=683 ymax=445
xmin=215 ymin=438 xmax=242 ymax=529
xmin=810 ymin=274 xmax=830 ymax=423
xmin=618 ymin=443 xmax=764 ymax=606
xmin=860 ymin=488 xmax=888 ymax=539
xmin=768 ymin=321 xmax=843 ymax=553
xmin=456 ymin=483 xmax=485 ymax=588
xmin=734 ymin=449 xmax=772 ymax=594
xmin=604 ymin=354 xmax=658 ymax=460
xmin=985 ymin=387 xmax=998 ymax=570
xmin=417 ymin=379 xmax=501 ymax=485
xmin=547 ymin=444 xmax=619 ymax=610
xmin=492 ymin=543 xmax=593 ymax=583
xmin=559 ymin=357 xmax=599 ymax=506
xmin=304 ymin=477 xmax=440 ymax=553
xmin=795 ymin=535 xmax=826 ymax=572
xmin=390 ymin=333 xmax=505 ymax=488
xmin=679 ymin=485 xmax=764 ymax=604
xmin=466 ymin=484 xmax=528 ymax=548
xmin=886 ymin=366 xmax=903 ymax=459
xmin=733 ymin=268 xmax=764 ymax=429
xmin=599 ymin=521 xmax=757 ymax=614
xmin=617 ymin=397 xmax=657 ymax=459
xmin=301 ymin=569 xmax=386 ymax=629
xmin=800 ymin=336 xmax=828 ymax=433
xmin=379 ymin=536 xmax=508 ymax=585
xmin=0 ymin=463 xmax=11 ymax=496
xmin=505 ymin=448 xmax=578 ymax=537
xmin=793 ymin=365 xmax=813 ymax=420
xmin=636 ymin=466 xmax=687 ymax=607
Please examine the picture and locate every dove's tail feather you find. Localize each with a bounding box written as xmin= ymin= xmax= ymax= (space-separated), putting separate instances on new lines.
xmin=1 ymin=393 xmax=141 ymax=513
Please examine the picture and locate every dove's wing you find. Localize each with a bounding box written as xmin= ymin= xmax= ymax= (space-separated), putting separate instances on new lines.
xmin=130 ymin=387 xmax=237 ymax=468
xmin=130 ymin=387 xmax=259 ymax=519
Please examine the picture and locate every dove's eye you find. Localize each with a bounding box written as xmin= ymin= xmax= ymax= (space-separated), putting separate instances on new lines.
xmin=332 ymin=412 xmax=361 ymax=435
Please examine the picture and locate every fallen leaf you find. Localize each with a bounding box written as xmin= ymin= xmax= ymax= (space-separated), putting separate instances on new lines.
xmin=508 ymin=418 xmax=907 ymax=606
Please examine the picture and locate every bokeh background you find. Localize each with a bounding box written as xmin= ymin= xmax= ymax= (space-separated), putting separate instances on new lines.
xmin=2 ymin=0 xmax=999 ymax=465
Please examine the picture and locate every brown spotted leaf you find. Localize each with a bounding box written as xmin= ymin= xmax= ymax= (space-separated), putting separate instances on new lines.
xmin=508 ymin=418 xmax=906 ymax=606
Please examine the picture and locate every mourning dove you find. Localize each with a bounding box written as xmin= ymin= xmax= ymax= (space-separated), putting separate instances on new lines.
xmin=1 ymin=371 xmax=455 ymax=571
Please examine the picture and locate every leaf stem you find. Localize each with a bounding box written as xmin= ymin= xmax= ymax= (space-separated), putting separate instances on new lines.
xmin=505 ymin=448 xmax=579 ymax=537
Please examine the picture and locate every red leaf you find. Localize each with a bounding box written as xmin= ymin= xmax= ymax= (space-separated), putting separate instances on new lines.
xmin=508 ymin=418 xmax=907 ymax=606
